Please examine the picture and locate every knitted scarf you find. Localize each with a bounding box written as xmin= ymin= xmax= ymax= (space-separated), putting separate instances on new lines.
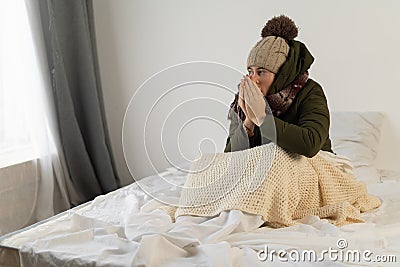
xmin=229 ymin=71 xmax=309 ymax=120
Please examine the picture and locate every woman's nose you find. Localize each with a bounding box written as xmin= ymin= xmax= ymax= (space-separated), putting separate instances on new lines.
xmin=249 ymin=73 xmax=257 ymax=83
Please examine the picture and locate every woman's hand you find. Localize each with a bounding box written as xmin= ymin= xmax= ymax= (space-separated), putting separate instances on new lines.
xmin=238 ymin=79 xmax=247 ymax=115
xmin=242 ymin=76 xmax=266 ymax=126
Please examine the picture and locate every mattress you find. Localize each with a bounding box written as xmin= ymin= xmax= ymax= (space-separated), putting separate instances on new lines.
xmin=0 ymin=166 xmax=399 ymax=267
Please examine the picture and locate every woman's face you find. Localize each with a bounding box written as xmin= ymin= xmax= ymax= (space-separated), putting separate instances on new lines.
xmin=247 ymin=66 xmax=276 ymax=96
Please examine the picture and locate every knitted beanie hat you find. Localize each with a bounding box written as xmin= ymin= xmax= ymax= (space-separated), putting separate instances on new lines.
xmin=247 ymin=15 xmax=299 ymax=74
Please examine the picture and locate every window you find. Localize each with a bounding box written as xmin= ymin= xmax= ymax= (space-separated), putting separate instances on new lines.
xmin=0 ymin=0 xmax=40 ymax=168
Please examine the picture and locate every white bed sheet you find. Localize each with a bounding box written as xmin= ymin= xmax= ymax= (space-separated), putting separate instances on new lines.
xmin=1 ymin=167 xmax=399 ymax=266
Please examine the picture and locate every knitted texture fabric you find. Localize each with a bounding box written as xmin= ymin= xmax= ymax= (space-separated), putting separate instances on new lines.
xmin=265 ymin=71 xmax=308 ymax=117
xmin=173 ymin=144 xmax=381 ymax=227
xmin=247 ymin=36 xmax=289 ymax=74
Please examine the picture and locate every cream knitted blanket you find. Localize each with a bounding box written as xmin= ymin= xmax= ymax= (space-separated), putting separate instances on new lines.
xmin=166 ymin=143 xmax=381 ymax=227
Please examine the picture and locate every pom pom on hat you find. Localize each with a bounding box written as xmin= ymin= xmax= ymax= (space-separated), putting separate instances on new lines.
xmin=261 ymin=15 xmax=299 ymax=40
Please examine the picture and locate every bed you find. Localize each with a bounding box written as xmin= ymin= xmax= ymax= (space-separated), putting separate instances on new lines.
xmin=1 ymin=112 xmax=399 ymax=266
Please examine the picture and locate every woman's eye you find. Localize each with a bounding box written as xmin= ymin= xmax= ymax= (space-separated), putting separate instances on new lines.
xmin=258 ymin=71 xmax=265 ymax=75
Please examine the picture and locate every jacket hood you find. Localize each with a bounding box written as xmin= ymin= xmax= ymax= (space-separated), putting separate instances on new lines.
xmin=268 ymin=40 xmax=314 ymax=95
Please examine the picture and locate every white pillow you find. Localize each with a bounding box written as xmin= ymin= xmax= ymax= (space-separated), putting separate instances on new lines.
xmin=329 ymin=112 xmax=384 ymax=182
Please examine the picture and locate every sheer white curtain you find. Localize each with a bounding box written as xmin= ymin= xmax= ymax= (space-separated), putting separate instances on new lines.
xmin=0 ymin=0 xmax=70 ymax=234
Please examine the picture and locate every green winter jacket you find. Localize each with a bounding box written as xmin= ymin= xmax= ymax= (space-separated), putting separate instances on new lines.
xmin=224 ymin=40 xmax=333 ymax=157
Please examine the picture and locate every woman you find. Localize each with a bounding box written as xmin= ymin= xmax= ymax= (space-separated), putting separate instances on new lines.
xmin=225 ymin=15 xmax=333 ymax=157
xmin=172 ymin=15 xmax=380 ymax=228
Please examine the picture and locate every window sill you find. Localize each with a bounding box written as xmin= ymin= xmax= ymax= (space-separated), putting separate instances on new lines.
xmin=0 ymin=145 xmax=35 ymax=169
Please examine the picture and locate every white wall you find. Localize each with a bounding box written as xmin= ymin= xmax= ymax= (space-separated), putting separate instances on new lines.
xmin=93 ymin=0 xmax=400 ymax=185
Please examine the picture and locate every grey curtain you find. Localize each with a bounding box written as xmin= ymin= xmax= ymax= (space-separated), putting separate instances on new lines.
xmin=37 ymin=0 xmax=120 ymax=205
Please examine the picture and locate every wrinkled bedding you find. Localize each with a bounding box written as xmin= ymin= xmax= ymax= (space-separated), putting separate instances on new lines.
xmin=1 ymin=166 xmax=399 ymax=266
